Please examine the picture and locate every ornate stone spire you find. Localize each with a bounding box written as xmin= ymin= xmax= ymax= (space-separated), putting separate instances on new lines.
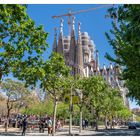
xmin=60 ymin=18 xmax=64 ymax=35
xmin=69 ymin=16 xmax=76 ymax=65
xmin=72 ymin=16 xmax=75 ymax=30
xmin=109 ymin=63 xmax=113 ymax=70
xmin=103 ymin=64 xmax=106 ymax=71
xmin=69 ymin=16 xmax=77 ymax=76
xmin=78 ymin=22 xmax=81 ymax=45
xmin=95 ymin=50 xmax=99 ymax=71
xmin=57 ymin=18 xmax=64 ymax=55
xmin=52 ymin=27 xmax=57 ymax=52
xmin=75 ymin=22 xmax=84 ymax=77
xmin=103 ymin=64 xmax=107 ymax=75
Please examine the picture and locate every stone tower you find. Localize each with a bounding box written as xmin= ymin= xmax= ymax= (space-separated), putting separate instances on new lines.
xmin=57 ymin=19 xmax=64 ymax=56
xmin=75 ymin=22 xmax=84 ymax=77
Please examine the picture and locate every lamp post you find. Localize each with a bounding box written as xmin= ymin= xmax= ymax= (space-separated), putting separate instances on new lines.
xmin=69 ymin=86 xmax=73 ymax=135
xmin=75 ymin=89 xmax=83 ymax=133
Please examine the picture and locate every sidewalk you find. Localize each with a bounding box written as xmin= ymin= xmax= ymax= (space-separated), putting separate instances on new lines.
xmin=0 ymin=125 xmax=126 ymax=136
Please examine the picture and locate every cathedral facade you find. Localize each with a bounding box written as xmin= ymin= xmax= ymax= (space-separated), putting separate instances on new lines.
xmin=52 ymin=17 xmax=129 ymax=107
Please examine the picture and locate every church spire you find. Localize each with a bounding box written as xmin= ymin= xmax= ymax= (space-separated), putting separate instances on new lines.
xmin=52 ymin=27 xmax=57 ymax=52
xmin=60 ymin=18 xmax=63 ymax=35
xmin=69 ymin=16 xmax=77 ymax=76
xmin=75 ymin=22 xmax=84 ymax=77
xmin=103 ymin=64 xmax=107 ymax=75
xmin=96 ymin=50 xmax=99 ymax=71
xmin=69 ymin=16 xmax=76 ymax=64
xmin=72 ymin=16 xmax=75 ymax=30
xmin=78 ymin=22 xmax=81 ymax=45
xmin=57 ymin=19 xmax=64 ymax=55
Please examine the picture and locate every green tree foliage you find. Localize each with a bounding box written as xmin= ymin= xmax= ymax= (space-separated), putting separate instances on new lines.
xmin=21 ymin=100 xmax=53 ymax=116
xmin=77 ymin=76 xmax=107 ymax=131
xmin=1 ymin=79 xmax=30 ymax=132
xmin=105 ymin=5 xmax=140 ymax=104
xmin=39 ymin=52 xmax=70 ymax=135
xmin=117 ymin=107 xmax=132 ymax=121
xmin=102 ymin=87 xmax=125 ymax=129
xmin=0 ymin=4 xmax=48 ymax=83
xmin=57 ymin=102 xmax=69 ymax=120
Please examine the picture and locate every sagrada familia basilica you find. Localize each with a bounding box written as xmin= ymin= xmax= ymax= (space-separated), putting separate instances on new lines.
xmin=52 ymin=17 xmax=129 ymax=107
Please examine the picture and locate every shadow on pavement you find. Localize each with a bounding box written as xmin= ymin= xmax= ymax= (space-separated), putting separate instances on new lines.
xmin=0 ymin=132 xmax=22 ymax=136
xmin=80 ymin=129 xmax=140 ymax=136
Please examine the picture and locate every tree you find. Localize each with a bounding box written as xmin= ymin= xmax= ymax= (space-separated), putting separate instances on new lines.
xmin=39 ymin=52 xmax=70 ymax=136
xmin=100 ymin=86 xmax=122 ymax=129
xmin=1 ymin=79 xmax=30 ymax=132
xmin=105 ymin=5 xmax=140 ymax=104
xmin=89 ymin=76 xmax=107 ymax=131
xmin=76 ymin=77 xmax=92 ymax=132
xmin=0 ymin=4 xmax=48 ymax=83
xmin=79 ymin=76 xmax=107 ymax=131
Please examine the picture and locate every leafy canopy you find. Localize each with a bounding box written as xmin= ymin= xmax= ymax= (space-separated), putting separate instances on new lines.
xmin=105 ymin=5 xmax=140 ymax=104
xmin=0 ymin=4 xmax=48 ymax=82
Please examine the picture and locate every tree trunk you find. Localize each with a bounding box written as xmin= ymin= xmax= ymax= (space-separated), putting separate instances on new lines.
xmin=95 ymin=111 xmax=99 ymax=131
xmin=52 ymin=98 xmax=57 ymax=136
xmin=79 ymin=106 xmax=82 ymax=133
xmin=69 ymin=108 xmax=72 ymax=135
xmin=5 ymin=109 xmax=10 ymax=132
xmin=5 ymin=98 xmax=12 ymax=133
xmin=104 ymin=115 xmax=108 ymax=130
xmin=110 ymin=116 xmax=113 ymax=129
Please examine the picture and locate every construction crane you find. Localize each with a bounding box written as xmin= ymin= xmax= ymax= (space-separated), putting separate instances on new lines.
xmin=52 ymin=4 xmax=114 ymax=35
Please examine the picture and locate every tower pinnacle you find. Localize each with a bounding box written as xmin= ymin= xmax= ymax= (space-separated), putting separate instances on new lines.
xmin=96 ymin=50 xmax=99 ymax=71
xmin=72 ymin=16 xmax=75 ymax=30
xmin=60 ymin=18 xmax=64 ymax=35
xmin=78 ymin=22 xmax=81 ymax=45
xmin=52 ymin=27 xmax=57 ymax=52
xmin=57 ymin=18 xmax=64 ymax=55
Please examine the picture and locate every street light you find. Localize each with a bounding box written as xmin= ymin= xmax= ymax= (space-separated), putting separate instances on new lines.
xmin=69 ymin=86 xmax=73 ymax=135
xmin=75 ymin=89 xmax=83 ymax=133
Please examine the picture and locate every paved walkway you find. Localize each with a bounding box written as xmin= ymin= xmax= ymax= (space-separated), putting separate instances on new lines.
xmin=0 ymin=125 xmax=140 ymax=136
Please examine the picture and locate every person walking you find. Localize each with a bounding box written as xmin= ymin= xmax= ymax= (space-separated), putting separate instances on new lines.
xmin=47 ymin=117 xmax=52 ymax=135
xmin=39 ymin=118 xmax=45 ymax=133
xmin=56 ymin=120 xmax=61 ymax=131
xmin=82 ymin=119 xmax=85 ymax=130
xmin=85 ymin=119 xmax=88 ymax=128
xmin=22 ymin=118 xmax=28 ymax=136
